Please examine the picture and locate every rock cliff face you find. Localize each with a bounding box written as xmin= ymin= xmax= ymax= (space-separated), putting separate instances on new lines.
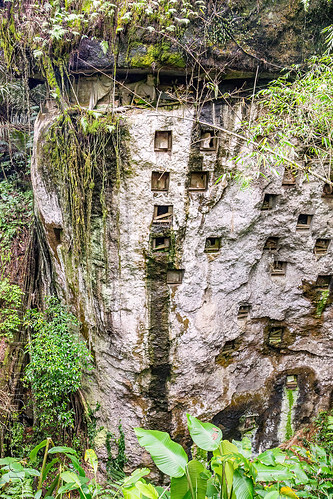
xmin=32 ymin=85 xmax=333 ymax=465
xmin=29 ymin=0 xmax=333 ymax=467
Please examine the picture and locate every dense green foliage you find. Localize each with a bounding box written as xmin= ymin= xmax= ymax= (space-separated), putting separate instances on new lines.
xmin=0 ymin=179 xmax=32 ymax=252
xmin=24 ymin=298 xmax=93 ymax=432
xmin=106 ymin=422 xmax=128 ymax=478
xmin=0 ymin=278 xmax=23 ymax=338
xmin=44 ymin=109 xmax=122 ymax=259
xmin=0 ymin=440 xmax=113 ymax=498
xmin=1 ymin=414 xmax=333 ymax=499
xmin=239 ymin=57 xmax=333 ymax=185
xmin=314 ymin=411 xmax=333 ymax=454
xmin=132 ymin=414 xmax=333 ymax=498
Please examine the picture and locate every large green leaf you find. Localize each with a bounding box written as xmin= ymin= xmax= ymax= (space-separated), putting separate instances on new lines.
xmin=136 ymin=482 xmax=159 ymax=499
xmin=29 ymin=440 xmax=48 ymax=462
xmin=171 ymin=474 xmax=190 ymax=499
xmin=221 ymin=440 xmax=239 ymax=455
xmin=0 ymin=457 xmax=19 ymax=466
xmin=286 ymin=462 xmax=308 ymax=485
xmin=232 ymin=438 xmax=252 ymax=459
xmin=41 ymin=458 xmax=59 ymax=484
xmin=48 ymin=446 xmax=77 ymax=455
xmin=255 ymin=464 xmax=293 ymax=482
xmin=124 ymin=468 xmax=151 ymax=487
xmin=280 ymin=486 xmax=299 ymax=498
xmin=123 ymin=484 xmax=143 ymax=499
xmin=187 ymin=460 xmax=209 ymax=499
xmin=187 ymin=414 xmax=222 ymax=451
xmin=256 ymin=450 xmax=276 ymax=466
xmin=61 ymin=470 xmax=89 ymax=486
xmin=85 ymin=449 xmax=98 ymax=475
xmin=69 ymin=455 xmax=86 ymax=477
xmin=263 ymin=492 xmax=280 ymax=499
xmin=211 ymin=457 xmax=234 ymax=497
xmin=257 ymin=449 xmax=287 ymax=467
xmin=134 ymin=428 xmax=188 ymax=478
xmin=206 ymin=476 xmax=220 ymax=499
xmin=232 ymin=469 xmax=254 ymax=499
xmin=171 ymin=460 xmax=208 ymax=499
xmin=225 ymin=461 xmax=235 ymax=498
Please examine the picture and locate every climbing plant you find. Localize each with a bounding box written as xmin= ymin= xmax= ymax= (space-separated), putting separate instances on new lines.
xmin=44 ymin=109 xmax=125 ymax=260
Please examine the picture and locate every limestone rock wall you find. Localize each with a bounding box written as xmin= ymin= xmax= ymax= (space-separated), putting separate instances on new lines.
xmin=32 ymin=91 xmax=333 ymax=466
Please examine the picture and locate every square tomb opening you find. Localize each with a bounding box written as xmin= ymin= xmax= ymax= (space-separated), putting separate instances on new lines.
xmin=296 ymin=214 xmax=313 ymax=230
xmin=200 ymin=130 xmax=217 ymax=151
xmin=282 ymin=169 xmax=296 ymax=186
xmin=167 ymin=269 xmax=184 ymax=284
xmin=264 ymin=237 xmax=279 ymax=250
xmin=271 ymin=261 xmax=287 ymax=276
xmin=151 ymin=171 xmax=170 ymax=191
xmin=153 ymin=205 xmax=173 ymax=224
xmin=204 ymin=237 xmax=221 ymax=253
xmin=189 ymin=172 xmax=208 ymax=191
xmin=315 ymin=275 xmax=332 ymax=290
xmin=154 ymin=131 xmax=172 ymax=151
xmin=237 ymin=305 xmax=251 ymax=321
xmin=322 ymin=183 xmax=333 ymax=198
xmin=286 ymin=375 xmax=298 ymax=390
xmin=152 ymin=236 xmax=170 ymax=251
xmin=314 ymin=238 xmax=330 ymax=256
xmin=268 ymin=326 xmax=284 ymax=347
xmin=261 ymin=193 xmax=278 ymax=210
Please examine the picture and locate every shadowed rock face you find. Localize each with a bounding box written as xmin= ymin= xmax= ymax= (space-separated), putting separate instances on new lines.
xmin=32 ymin=81 xmax=333 ymax=465
xmin=70 ymin=0 xmax=333 ymax=76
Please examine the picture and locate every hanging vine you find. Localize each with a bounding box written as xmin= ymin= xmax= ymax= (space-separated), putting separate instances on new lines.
xmin=43 ymin=108 xmax=125 ymax=263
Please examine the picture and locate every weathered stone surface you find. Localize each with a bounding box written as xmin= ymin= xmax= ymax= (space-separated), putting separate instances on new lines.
xmin=31 ymin=79 xmax=333 ymax=466
xmin=70 ymin=0 xmax=333 ymax=76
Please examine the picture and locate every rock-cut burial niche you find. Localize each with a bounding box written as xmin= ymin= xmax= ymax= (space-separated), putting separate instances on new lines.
xmin=270 ymin=261 xmax=287 ymax=276
xmin=315 ymin=275 xmax=332 ymax=290
xmin=152 ymin=236 xmax=170 ymax=252
xmin=264 ymin=237 xmax=279 ymax=251
xmin=154 ymin=131 xmax=172 ymax=152
xmin=296 ymin=214 xmax=313 ymax=230
xmin=167 ymin=269 xmax=184 ymax=284
xmin=237 ymin=304 xmax=251 ymax=322
xmin=53 ymin=227 xmax=62 ymax=245
xmin=322 ymin=183 xmax=333 ymax=198
xmin=286 ymin=374 xmax=298 ymax=390
xmin=314 ymin=238 xmax=330 ymax=256
xmin=153 ymin=205 xmax=173 ymax=224
xmin=188 ymin=171 xmax=208 ymax=191
xmin=200 ymin=130 xmax=217 ymax=152
xmin=151 ymin=171 xmax=170 ymax=191
xmin=261 ymin=193 xmax=278 ymax=210
xmin=215 ymin=340 xmax=238 ymax=367
xmin=268 ymin=326 xmax=284 ymax=348
xmin=282 ymin=169 xmax=296 ymax=186
xmin=204 ymin=237 xmax=221 ymax=253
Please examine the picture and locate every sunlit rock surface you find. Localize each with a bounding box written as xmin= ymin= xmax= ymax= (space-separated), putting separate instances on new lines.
xmin=31 ymin=79 xmax=333 ymax=465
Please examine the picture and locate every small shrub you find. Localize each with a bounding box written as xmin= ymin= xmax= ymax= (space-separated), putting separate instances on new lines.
xmin=24 ymin=297 xmax=93 ymax=433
